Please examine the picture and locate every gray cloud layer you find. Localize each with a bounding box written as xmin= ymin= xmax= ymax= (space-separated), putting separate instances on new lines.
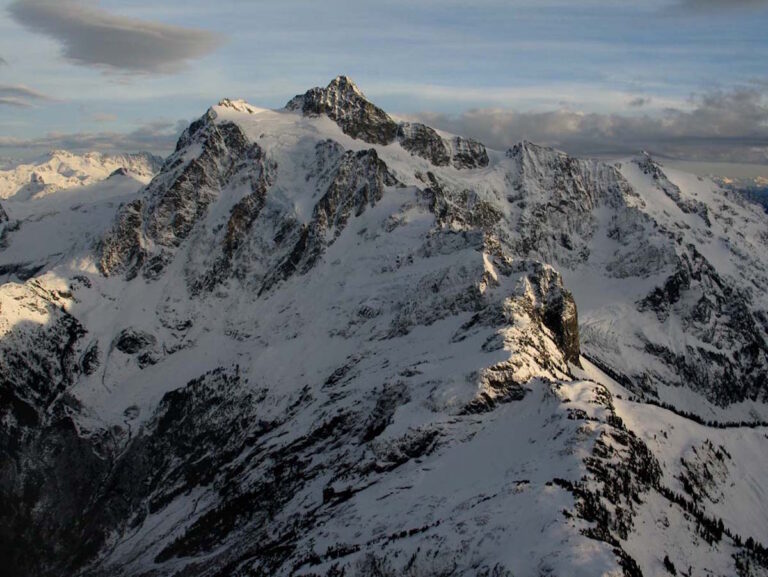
xmin=0 ymin=84 xmax=53 ymax=107
xmin=678 ymin=0 xmax=768 ymax=8
xmin=670 ymin=0 xmax=768 ymax=14
xmin=0 ymin=120 xmax=186 ymax=155
xmin=8 ymin=0 xmax=222 ymax=73
xmin=412 ymin=88 xmax=768 ymax=163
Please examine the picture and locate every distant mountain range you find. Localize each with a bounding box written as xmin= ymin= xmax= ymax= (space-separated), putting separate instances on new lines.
xmin=0 ymin=150 xmax=163 ymax=201
xmin=2 ymin=77 xmax=768 ymax=577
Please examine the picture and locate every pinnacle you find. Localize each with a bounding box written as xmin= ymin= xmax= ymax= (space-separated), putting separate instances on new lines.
xmin=327 ymin=75 xmax=363 ymax=96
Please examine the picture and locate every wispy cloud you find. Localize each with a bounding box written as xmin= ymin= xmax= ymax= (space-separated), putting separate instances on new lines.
xmin=410 ymin=87 xmax=768 ymax=163
xmin=0 ymin=84 xmax=54 ymax=108
xmin=7 ymin=0 xmax=223 ymax=74
xmin=0 ymin=97 xmax=34 ymax=108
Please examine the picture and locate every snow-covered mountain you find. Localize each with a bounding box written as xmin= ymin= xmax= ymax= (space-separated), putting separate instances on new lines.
xmin=0 ymin=164 xmax=156 ymax=282
xmin=0 ymin=150 xmax=164 ymax=201
xmin=713 ymin=175 xmax=768 ymax=213
xmin=2 ymin=77 xmax=768 ymax=577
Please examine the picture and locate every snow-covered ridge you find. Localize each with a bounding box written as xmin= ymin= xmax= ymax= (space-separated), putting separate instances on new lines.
xmin=0 ymin=149 xmax=164 ymax=200
xmin=2 ymin=77 xmax=768 ymax=577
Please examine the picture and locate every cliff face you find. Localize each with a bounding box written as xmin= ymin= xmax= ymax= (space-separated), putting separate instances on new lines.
xmin=2 ymin=77 xmax=768 ymax=577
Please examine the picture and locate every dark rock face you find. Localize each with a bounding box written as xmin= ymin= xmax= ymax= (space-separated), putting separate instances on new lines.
xmin=0 ymin=283 xmax=105 ymax=577
xmin=107 ymin=167 xmax=130 ymax=179
xmin=286 ymin=76 xmax=399 ymax=145
xmin=520 ymin=262 xmax=581 ymax=366
xmin=0 ymin=201 xmax=10 ymax=247
xmin=421 ymin=172 xmax=502 ymax=230
xmin=100 ymin=112 xmax=271 ymax=280
xmin=113 ymin=328 xmax=156 ymax=354
xmin=99 ymin=198 xmax=145 ymax=278
xmin=451 ymin=136 xmax=489 ymax=169
xmin=266 ymin=147 xmax=401 ymax=290
xmin=504 ymin=141 xmax=634 ymax=267
xmin=560 ymin=391 xmax=663 ymax=574
xmin=542 ymin=285 xmax=581 ymax=365
xmin=145 ymin=120 xmax=261 ymax=248
xmin=189 ymin=137 xmax=276 ymax=294
xmin=397 ymin=122 xmax=451 ymax=166
xmin=0 ymin=283 xmax=86 ymax=430
xmin=396 ymin=125 xmax=489 ymax=170
xmin=1 ymin=368 xmax=263 ymax=577
xmin=1 ymin=411 xmax=116 ymax=577
xmin=638 ymin=245 xmax=768 ymax=405
xmin=19 ymin=365 xmax=439 ymax=577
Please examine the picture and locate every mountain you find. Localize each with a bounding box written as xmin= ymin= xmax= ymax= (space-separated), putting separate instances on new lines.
xmin=713 ymin=175 xmax=768 ymax=213
xmin=0 ymin=150 xmax=164 ymax=201
xmin=0 ymin=160 xmax=159 ymax=282
xmin=2 ymin=76 xmax=768 ymax=577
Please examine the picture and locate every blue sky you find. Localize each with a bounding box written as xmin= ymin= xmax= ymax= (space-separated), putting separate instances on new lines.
xmin=1 ymin=0 xmax=767 ymax=162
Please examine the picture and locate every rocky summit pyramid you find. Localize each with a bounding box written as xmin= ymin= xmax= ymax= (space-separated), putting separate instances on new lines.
xmin=2 ymin=77 xmax=768 ymax=577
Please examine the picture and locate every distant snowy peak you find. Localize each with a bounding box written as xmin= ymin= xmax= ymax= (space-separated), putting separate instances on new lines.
xmin=217 ymin=98 xmax=264 ymax=115
xmin=0 ymin=150 xmax=164 ymax=200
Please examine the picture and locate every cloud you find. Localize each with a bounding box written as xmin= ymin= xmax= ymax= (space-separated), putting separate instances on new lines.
xmin=0 ymin=56 xmax=7 ymax=66
xmin=0 ymin=84 xmax=54 ymax=107
xmin=8 ymin=0 xmax=223 ymax=74
xmin=0 ymin=84 xmax=53 ymax=100
xmin=410 ymin=87 xmax=768 ymax=163
xmin=0 ymin=97 xmax=34 ymax=108
xmin=0 ymin=120 xmax=187 ymax=155
xmin=629 ymin=96 xmax=651 ymax=108
xmin=90 ymin=112 xmax=118 ymax=123
xmin=672 ymin=0 xmax=768 ymax=12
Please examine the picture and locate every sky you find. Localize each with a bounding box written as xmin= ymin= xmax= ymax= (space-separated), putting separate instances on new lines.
xmin=0 ymin=0 xmax=767 ymax=165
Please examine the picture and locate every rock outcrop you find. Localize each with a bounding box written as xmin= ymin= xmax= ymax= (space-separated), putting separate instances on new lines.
xmin=397 ymin=122 xmax=451 ymax=166
xmin=0 ymin=201 xmax=9 ymax=246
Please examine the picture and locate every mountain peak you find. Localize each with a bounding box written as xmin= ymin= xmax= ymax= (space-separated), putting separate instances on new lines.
xmin=285 ymin=75 xmax=398 ymax=145
xmin=506 ymin=140 xmax=566 ymax=162
xmin=217 ymin=98 xmax=261 ymax=114
xmin=325 ymin=74 xmax=366 ymax=99
xmin=47 ymin=149 xmax=76 ymax=160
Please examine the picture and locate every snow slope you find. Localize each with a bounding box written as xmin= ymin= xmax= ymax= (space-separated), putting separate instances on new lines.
xmin=0 ymin=171 xmax=150 ymax=281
